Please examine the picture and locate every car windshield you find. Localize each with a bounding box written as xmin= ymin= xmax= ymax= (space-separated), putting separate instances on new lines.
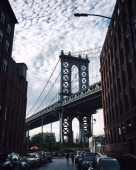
xmin=27 ymin=155 xmax=35 ymax=158
xmin=84 ymin=155 xmax=95 ymax=161
xmin=20 ymin=157 xmax=27 ymax=162
xmin=77 ymin=151 xmax=81 ymax=155
xmin=80 ymin=153 xmax=85 ymax=158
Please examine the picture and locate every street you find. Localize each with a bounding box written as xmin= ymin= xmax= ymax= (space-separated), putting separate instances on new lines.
xmin=32 ymin=157 xmax=78 ymax=170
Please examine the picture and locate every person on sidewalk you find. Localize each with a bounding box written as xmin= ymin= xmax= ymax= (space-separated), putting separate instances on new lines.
xmin=66 ymin=152 xmax=69 ymax=165
xmin=71 ymin=152 xmax=74 ymax=165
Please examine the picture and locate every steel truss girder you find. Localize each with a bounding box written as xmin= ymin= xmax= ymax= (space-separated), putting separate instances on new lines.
xmin=62 ymin=118 xmax=69 ymax=136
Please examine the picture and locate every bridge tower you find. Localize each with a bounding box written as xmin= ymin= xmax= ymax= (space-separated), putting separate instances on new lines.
xmin=59 ymin=50 xmax=90 ymax=101
xmin=59 ymin=50 xmax=91 ymax=145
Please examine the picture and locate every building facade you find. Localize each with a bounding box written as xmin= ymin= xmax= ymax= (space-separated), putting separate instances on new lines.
xmin=100 ymin=0 xmax=136 ymax=155
xmin=0 ymin=0 xmax=28 ymax=154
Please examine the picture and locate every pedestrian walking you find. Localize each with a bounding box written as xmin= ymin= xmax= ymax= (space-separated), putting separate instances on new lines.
xmin=66 ymin=152 xmax=69 ymax=165
xmin=71 ymin=152 xmax=74 ymax=165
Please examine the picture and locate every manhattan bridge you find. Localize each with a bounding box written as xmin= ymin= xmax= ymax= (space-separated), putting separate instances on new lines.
xmin=25 ymin=47 xmax=102 ymax=146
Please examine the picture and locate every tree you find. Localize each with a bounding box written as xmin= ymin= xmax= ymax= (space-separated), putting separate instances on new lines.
xmin=31 ymin=133 xmax=41 ymax=147
xmin=44 ymin=135 xmax=56 ymax=152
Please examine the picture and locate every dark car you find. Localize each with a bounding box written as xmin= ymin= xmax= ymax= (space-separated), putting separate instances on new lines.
xmin=111 ymin=154 xmax=136 ymax=170
xmin=26 ymin=153 xmax=40 ymax=168
xmin=75 ymin=151 xmax=81 ymax=164
xmin=89 ymin=156 xmax=120 ymax=170
xmin=0 ymin=153 xmax=21 ymax=170
xmin=45 ymin=152 xmax=52 ymax=162
xmin=81 ymin=152 xmax=99 ymax=170
xmin=78 ymin=151 xmax=86 ymax=170
xmin=36 ymin=151 xmax=46 ymax=165
xmin=20 ymin=156 xmax=31 ymax=170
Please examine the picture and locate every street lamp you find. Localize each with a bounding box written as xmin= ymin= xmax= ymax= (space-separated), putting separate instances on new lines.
xmin=74 ymin=13 xmax=136 ymax=43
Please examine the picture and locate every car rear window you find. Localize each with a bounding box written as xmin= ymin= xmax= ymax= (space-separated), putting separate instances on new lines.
xmin=100 ymin=159 xmax=120 ymax=170
xmin=84 ymin=155 xmax=96 ymax=161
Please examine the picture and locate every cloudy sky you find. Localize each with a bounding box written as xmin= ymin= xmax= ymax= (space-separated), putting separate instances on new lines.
xmin=9 ymin=0 xmax=116 ymax=141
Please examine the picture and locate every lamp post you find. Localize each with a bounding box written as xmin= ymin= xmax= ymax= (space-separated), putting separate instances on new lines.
xmin=74 ymin=13 xmax=136 ymax=44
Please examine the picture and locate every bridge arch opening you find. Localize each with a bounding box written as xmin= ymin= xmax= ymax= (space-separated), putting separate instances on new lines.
xmin=72 ymin=117 xmax=79 ymax=143
xmin=71 ymin=65 xmax=79 ymax=93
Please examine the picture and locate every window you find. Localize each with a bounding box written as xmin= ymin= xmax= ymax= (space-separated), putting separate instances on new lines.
xmin=119 ymin=47 xmax=124 ymax=64
xmin=122 ymin=12 xmax=127 ymax=31
xmin=130 ymin=87 xmax=136 ymax=107
xmin=5 ymin=107 xmax=7 ymax=120
xmin=117 ymin=77 xmax=121 ymax=93
xmin=117 ymin=8 xmax=120 ymax=16
xmin=111 ymin=29 xmax=112 ymax=36
xmin=113 ymin=127 xmax=117 ymax=143
xmin=118 ymin=26 xmax=121 ymax=42
xmin=114 ymin=21 xmax=116 ymax=27
xmin=3 ymin=59 xmax=8 ymax=71
xmin=127 ymin=61 xmax=133 ymax=80
xmin=0 ymin=30 xmax=3 ymax=42
xmin=2 ymin=130 xmax=4 ymax=144
xmin=125 ymin=37 xmax=130 ymax=54
xmin=128 ymin=0 xmax=134 ymax=19
xmin=114 ymin=36 xmax=117 ymax=52
xmin=7 ymin=24 xmax=11 ymax=35
xmin=118 ymin=126 xmax=121 ymax=143
xmin=5 ymin=40 xmax=9 ymax=52
xmin=124 ymin=94 xmax=129 ymax=111
xmin=115 ymin=57 xmax=119 ymax=72
xmin=1 ymin=80 xmax=6 ymax=93
xmin=1 ymin=12 xmax=5 ymax=24
xmin=119 ymin=99 xmax=123 ymax=115
xmin=122 ymin=70 xmax=126 ymax=87
xmin=0 ymin=104 xmax=2 ymax=113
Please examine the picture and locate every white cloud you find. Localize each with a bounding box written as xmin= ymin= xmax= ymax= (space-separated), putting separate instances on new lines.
xmin=9 ymin=0 xmax=116 ymax=140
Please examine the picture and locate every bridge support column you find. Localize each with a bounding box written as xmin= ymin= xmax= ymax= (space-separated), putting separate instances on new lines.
xmin=59 ymin=111 xmax=64 ymax=143
xmin=79 ymin=117 xmax=84 ymax=144
xmin=68 ymin=116 xmax=73 ymax=144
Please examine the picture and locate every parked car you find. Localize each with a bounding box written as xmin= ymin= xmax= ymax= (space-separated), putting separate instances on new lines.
xmin=75 ymin=151 xmax=81 ymax=164
xmin=0 ymin=152 xmax=21 ymax=170
xmin=89 ymin=155 xmax=120 ymax=170
xmin=111 ymin=154 xmax=136 ymax=170
xmin=36 ymin=151 xmax=46 ymax=165
xmin=20 ymin=156 xmax=31 ymax=170
xmin=45 ymin=152 xmax=52 ymax=162
xmin=26 ymin=153 xmax=40 ymax=168
xmin=78 ymin=151 xmax=86 ymax=169
xmin=81 ymin=152 xmax=100 ymax=170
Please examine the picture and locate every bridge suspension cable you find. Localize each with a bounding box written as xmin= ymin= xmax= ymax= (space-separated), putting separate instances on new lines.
xmin=32 ymin=72 xmax=61 ymax=114
xmin=26 ymin=59 xmax=60 ymax=117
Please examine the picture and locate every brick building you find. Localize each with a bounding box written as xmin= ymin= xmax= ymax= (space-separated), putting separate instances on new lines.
xmin=0 ymin=0 xmax=28 ymax=154
xmin=100 ymin=0 xmax=136 ymax=155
